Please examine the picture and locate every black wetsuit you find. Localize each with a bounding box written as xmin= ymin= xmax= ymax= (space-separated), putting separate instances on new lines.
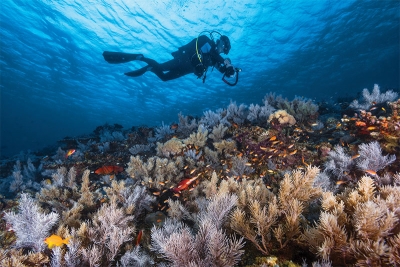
xmin=139 ymin=35 xmax=229 ymax=81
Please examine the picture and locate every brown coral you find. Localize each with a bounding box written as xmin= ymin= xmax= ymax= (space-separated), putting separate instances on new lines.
xmin=303 ymin=175 xmax=400 ymax=266
xmin=268 ymin=109 xmax=296 ymax=126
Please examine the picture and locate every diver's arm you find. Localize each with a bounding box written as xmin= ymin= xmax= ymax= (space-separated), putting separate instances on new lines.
xmin=213 ymin=53 xmax=227 ymax=73
xmin=214 ymin=57 xmax=235 ymax=77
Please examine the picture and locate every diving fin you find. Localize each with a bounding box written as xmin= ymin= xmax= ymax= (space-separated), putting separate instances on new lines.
xmin=103 ymin=51 xmax=143 ymax=64
xmin=124 ymin=66 xmax=150 ymax=77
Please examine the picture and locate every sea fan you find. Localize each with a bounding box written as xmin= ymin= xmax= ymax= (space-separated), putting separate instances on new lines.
xmin=349 ymin=84 xmax=398 ymax=110
xmin=151 ymin=193 xmax=244 ymax=266
xmin=154 ymin=122 xmax=175 ymax=141
xmin=357 ymin=141 xmax=396 ymax=172
xmin=121 ymin=185 xmax=156 ymax=218
xmin=323 ymin=145 xmax=354 ymax=179
xmin=119 ymin=247 xmax=155 ymax=267
xmin=226 ymin=101 xmax=247 ymax=125
xmin=3 ymin=193 xmax=59 ymax=252
xmin=200 ymin=109 xmax=224 ymax=129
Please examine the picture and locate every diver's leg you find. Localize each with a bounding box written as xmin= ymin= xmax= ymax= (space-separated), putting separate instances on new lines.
xmin=125 ymin=58 xmax=189 ymax=81
xmin=124 ymin=65 xmax=151 ymax=77
xmin=156 ymin=70 xmax=188 ymax=81
xmin=139 ymin=58 xmax=180 ymax=81
xmin=103 ymin=51 xmax=144 ymax=64
xmin=124 ymin=63 xmax=170 ymax=80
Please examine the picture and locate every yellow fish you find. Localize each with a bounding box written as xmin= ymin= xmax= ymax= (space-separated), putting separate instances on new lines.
xmin=65 ymin=149 xmax=76 ymax=158
xmin=44 ymin=234 xmax=70 ymax=249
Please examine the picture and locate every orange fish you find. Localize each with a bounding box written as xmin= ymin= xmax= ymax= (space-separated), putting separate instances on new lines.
xmin=365 ymin=170 xmax=377 ymax=176
xmin=95 ymin=165 xmax=124 ymax=175
xmin=172 ymin=176 xmax=198 ymax=193
xmin=336 ymin=180 xmax=347 ymax=185
xmin=65 ymin=149 xmax=76 ymax=158
xmin=136 ymin=230 xmax=143 ymax=246
xmin=44 ymin=234 xmax=70 ymax=249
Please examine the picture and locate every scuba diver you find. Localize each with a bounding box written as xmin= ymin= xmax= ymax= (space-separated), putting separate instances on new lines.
xmin=103 ymin=31 xmax=240 ymax=85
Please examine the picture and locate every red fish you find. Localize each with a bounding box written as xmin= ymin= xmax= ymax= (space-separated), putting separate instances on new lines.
xmin=136 ymin=230 xmax=143 ymax=246
xmin=95 ymin=165 xmax=124 ymax=175
xmin=173 ymin=176 xmax=198 ymax=193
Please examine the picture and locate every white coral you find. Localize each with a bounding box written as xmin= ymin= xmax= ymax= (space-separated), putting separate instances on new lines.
xmin=4 ymin=193 xmax=59 ymax=252
xmin=350 ymin=84 xmax=398 ymax=110
xmin=357 ymin=141 xmax=396 ymax=172
xmin=151 ymin=193 xmax=244 ymax=266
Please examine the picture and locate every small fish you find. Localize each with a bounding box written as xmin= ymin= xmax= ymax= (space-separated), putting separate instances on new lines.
xmin=260 ymin=146 xmax=268 ymax=151
xmin=287 ymin=144 xmax=294 ymax=149
xmin=95 ymin=165 xmax=124 ymax=175
xmin=289 ymin=150 xmax=297 ymax=155
xmin=302 ymin=156 xmax=309 ymax=166
xmin=269 ymin=136 xmax=277 ymax=141
xmin=369 ymin=106 xmax=377 ymax=111
xmin=65 ymin=149 xmax=76 ymax=158
xmin=381 ymin=107 xmax=386 ymax=113
xmin=367 ymin=126 xmax=377 ymax=131
xmin=170 ymin=124 xmax=178 ymax=130
xmin=136 ymin=230 xmax=143 ymax=246
xmin=365 ymin=170 xmax=377 ymax=176
xmin=351 ymin=154 xmax=360 ymax=160
xmin=44 ymin=235 xmax=70 ymax=249
xmin=336 ymin=180 xmax=347 ymax=185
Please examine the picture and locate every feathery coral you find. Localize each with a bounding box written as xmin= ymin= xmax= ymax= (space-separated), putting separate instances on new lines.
xmin=4 ymin=193 xmax=59 ymax=252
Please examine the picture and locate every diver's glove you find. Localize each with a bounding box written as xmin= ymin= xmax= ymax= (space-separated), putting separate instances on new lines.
xmin=225 ymin=66 xmax=235 ymax=77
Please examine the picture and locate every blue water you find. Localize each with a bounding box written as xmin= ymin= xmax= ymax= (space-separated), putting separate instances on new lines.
xmin=1 ymin=0 xmax=399 ymax=157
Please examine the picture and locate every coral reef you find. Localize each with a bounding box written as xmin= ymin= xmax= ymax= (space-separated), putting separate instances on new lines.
xmin=344 ymin=97 xmax=400 ymax=154
xmin=230 ymin=166 xmax=322 ymax=256
xmin=303 ymin=176 xmax=400 ymax=266
xmin=151 ymin=193 xmax=244 ymax=267
xmin=4 ymin=193 xmax=59 ymax=252
xmin=0 ymin=85 xmax=399 ymax=267
xmin=349 ymin=84 xmax=398 ymax=110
